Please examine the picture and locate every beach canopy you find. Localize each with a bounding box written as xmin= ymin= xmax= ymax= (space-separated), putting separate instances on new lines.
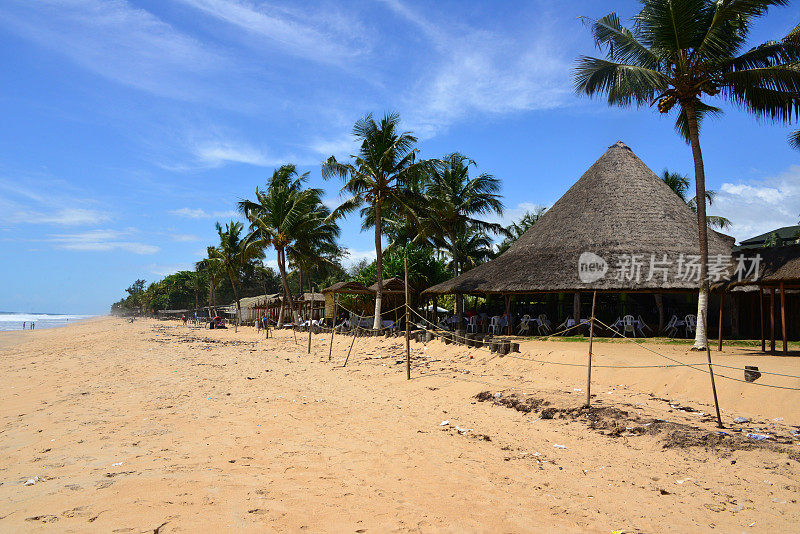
xmin=727 ymin=245 xmax=800 ymax=287
xmin=423 ymin=141 xmax=734 ymax=295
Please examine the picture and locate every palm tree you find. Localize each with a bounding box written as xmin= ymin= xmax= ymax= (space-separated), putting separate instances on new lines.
xmin=661 ymin=170 xmax=732 ymax=229
xmin=239 ymin=164 xmax=339 ymax=327
xmin=496 ymin=207 xmax=547 ymax=255
xmin=575 ymin=2 xmax=800 ymax=349
xmin=418 ymin=153 xmax=508 ymax=324
xmin=322 ymin=112 xmax=432 ymax=330
xmin=209 ymin=221 xmax=264 ymax=332
xmin=196 ymin=247 xmax=223 ymax=317
xmin=791 ymin=130 xmax=800 ymax=150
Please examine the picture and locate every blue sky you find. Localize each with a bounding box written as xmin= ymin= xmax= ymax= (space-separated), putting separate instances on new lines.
xmin=1 ymin=0 xmax=798 ymax=314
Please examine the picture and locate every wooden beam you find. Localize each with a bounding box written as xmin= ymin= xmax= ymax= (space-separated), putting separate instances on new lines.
xmin=717 ymin=292 xmax=724 ymax=352
xmin=760 ymin=287 xmax=765 ymax=352
xmin=770 ymin=287 xmax=776 ymax=352
xmin=780 ymin=282 xmax=788 ymax=355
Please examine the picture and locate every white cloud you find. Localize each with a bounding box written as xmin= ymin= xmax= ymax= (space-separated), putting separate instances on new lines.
xmin=0 ymin=0 xmax=226 ymax=101
xmin=485 ymin=201 xmax=548 ymax=229
xmin=169 ymin=207 xmax=239 ymax=219
xmin=310 ymin=135 xmax=357 ymax=159
xmin=381 ymin=0 xmax=571 ymax=136
xmin=713 ymin=165 xmax=800 ymax=242
xmin=342 ymin=248 xmax=376 ymax=268
xmin=193 ymin=141 xmax=275 ymax=167
xmin=8 ymin=208 xmax=111 ymax=226
xmin=171 ymin=233 xmax=200 ymax=242
xmin=49 ymin=229 xmax=160 ymax=254
xmin=176 ymin=0 xmax=369 ymax=66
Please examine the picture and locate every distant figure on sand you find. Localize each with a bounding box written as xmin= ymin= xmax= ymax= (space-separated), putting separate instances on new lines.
xmin=22 ymin=322 xmax=25 ymax=330
xmin=182 ymin=315 xmax=188 ymax=325
xmin=31 ymin=322 xmax=35 ymax=330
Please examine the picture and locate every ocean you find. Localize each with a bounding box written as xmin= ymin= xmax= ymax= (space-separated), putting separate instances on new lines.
xmin=0 ymin=312 xmax=95 ymax=331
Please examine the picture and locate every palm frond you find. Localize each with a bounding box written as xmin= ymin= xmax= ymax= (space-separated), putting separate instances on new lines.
xmin=574 ymin=56 xmax=667 ymax=106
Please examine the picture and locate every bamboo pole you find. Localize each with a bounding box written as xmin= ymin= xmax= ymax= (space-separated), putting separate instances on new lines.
xmin=585 ymin=291 xmax=596 ymax=408
xmin=343 ymin=328 xmax=357 ymax=367
xmin=405 ymin=258 xmax=411 ymax=380
xmin=701 ymin=313 xmax=724 ymax=428
xmin=717 ymin=292 xmax=724 ymax=352
xmin=328 ymin=297 xmax=338 ymax=361
xmin=780 ymin=282 xmax=788 ymax=354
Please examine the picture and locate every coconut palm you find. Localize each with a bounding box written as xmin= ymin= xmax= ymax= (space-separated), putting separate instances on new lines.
xmin=209 ymin=221 xmax=264 ymax=332
xmin=575 ymin=1 xmax=800 ymax=349
xmin=196 ymin=247 xmax=223 ymax=317
xmin=661 ymin=170 xmax=732 ymax=229
xmin=791 ymin=130 xmax=800 ymax=150
xmin=418 ymin=153 xmax=508 ymax=324
xmin=239 ymin=164 xmax=339 ymax=327
xmin=496 ymin=207 xmax=547 ymax=255
xmin=322 ymin=112 xmax=432 ymax=330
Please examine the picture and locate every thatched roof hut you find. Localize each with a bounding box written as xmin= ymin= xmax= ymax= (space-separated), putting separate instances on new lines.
xmin=423 ymin=141 xmax=734 ymax=295
xmin=368 ymin=277 xmax=414 ymax=294
xmin=321 ymin=281 xmax=374 ymax=295
xmin=729 ymin=245 xmax=800 ymax=287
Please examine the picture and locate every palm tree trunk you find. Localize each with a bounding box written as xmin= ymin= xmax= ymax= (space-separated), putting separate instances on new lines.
xmin=373 ymin=198 xmax=384 ymax=330
xmin=684 ymin=104 xmax=710 ymax=350
xmin=211 ymin=278 xmax=217 ymax=317
xmin=228 ymin=270 xmax=241 ymax=333
xmin=451 ymin=235 xmax=463 ymax=330
xmin=277 ymin=248 xmax=297 ymax=326
xmin=654 ymin=294 xmax=664 ymax=335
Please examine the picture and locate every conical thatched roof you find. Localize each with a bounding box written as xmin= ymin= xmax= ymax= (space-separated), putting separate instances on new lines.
xmin=321 ymin=281 xmax=374 ymax=294
xmin=423 ymin=141 xmax=734 ymax=294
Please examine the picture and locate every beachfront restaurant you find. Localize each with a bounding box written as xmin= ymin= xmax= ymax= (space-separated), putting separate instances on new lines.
xmin=421 ymin=141 xmax=756 ymax=344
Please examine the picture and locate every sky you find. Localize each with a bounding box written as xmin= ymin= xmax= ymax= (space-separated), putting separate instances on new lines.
xmin=1 ymin=0 xmax=798 ymax=315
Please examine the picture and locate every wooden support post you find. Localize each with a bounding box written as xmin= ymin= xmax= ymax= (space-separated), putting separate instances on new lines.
xmin=405 ymin=258 xmax=411 ymax=380
xmin=504 ymin=294 xmax=511 ymax=335
xmin=585 ymin=291 xmax=596 ymax=408
xmin=760 ymin=287 xmax=765 ymax=352
xmin=307 ymin=301 xmax=313 ymax=356
xmin=343 ymin=328 xmax=356 ymax=367
xmin=780 ymin=282 xmax=788 ymax=354
xmin=770 ymin=287 xmax=776 ymax=352
xmin=717 ymin=292 xmax=724 ymax=352
xmin=701 ymin=313 xmax=724 ymax=428
xmin=328 ymin=297 xmax=337 ymax=361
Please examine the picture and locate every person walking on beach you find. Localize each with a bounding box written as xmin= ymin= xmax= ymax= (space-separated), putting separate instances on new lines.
xmin=31 ymin=322 xmax=35 ymax=330
xmin=22 ymin=322 xmax=25 ymax=330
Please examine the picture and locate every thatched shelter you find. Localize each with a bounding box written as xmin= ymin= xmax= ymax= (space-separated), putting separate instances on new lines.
xmin=721 ymin=245 xmax=800 ymax=353
xmin=368 ymin=277 xmax=414 ymax=294
xmin=424 ymin=141 xmax=733 ymax=296
xmin=321 ymin=281 xmax=374 ymax=295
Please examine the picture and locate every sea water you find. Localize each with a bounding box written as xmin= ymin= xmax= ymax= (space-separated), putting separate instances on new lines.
xmin=0 ymin=312 xmax=95 ymax=331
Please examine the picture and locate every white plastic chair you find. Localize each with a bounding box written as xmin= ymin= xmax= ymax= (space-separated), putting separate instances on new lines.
xmin=537 ymin=314 xmax=551 ymax=335
xmin=488 ymin=316 xmax=502 ymax=334
xmin=622 ymin=315 xmax=637 ymax=337
xmin=518 ymin=314 xmax=531 ymax=335
xmin=466 ymin=315 xmax=478 ymax=333
xmin=665 ymin=315 xmax=679 ymax=338
xmin=637 ymin=315 xmax=651 ymax=336
xmin=685 ymin=315 xmax=696 ymax=338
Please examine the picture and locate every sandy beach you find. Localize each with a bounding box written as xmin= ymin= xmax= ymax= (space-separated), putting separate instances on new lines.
xmin=1 ymin=317 xmax=799 ymax=532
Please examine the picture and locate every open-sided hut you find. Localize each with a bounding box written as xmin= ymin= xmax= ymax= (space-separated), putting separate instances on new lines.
xmin=423 ymin=141 xmax=735 ymax=333
xmin=722 ymin=245 xmax=799 ymax=353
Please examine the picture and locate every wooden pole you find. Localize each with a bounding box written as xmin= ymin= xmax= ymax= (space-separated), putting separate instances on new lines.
xmin=307 ymin=298 xmax=313 ymax=356
xmin=343 ymin=328 xmax=357 ymax=367
xmin=405 ymin=257 xmax=411 ymax=380
xmin=780 ymin=282 xmax=788 ymax=354
xmin=585 ymin=291 xmax=596 ymax=408
xmin=770 ymin=287 xmax=776 ymax=352
xmin=701 ymin=313 xmax=724 ymax=428
xmin=760 ymin=287 xmax=765 ymax=352
xmin=717 ymin=292 xmax=724 ymax=352
xmin=328 ymin=297 xmax=338 ymax=361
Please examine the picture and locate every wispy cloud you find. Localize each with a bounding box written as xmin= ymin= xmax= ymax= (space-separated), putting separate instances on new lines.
xmin=0 ymin=0 xmax=226 ymax=101
xmin=170 ymin=208 xmax=239 ymax=219
xmin=49 ymin=229 xmax=160 ymax=254
xmin=7 ymin=208 xmax=111 ymax=226
xmin=381 ymin=0 xmax=572 ymax=136
xmin=147 ymin=262 xmax=195 ymax=276
xmin=713 ymin=165 xmax=800 ymax=243
xmin=342 ymin=248 xmax=376 ymax=268
xmin=171 ymin=233 xmax=200 ymax=242
xmin=176 ymin=0 xmax=369 ymax=66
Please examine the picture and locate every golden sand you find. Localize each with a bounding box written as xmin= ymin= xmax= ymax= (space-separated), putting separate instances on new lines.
xmin=1 ymin=317 xmax=798 ymax=532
